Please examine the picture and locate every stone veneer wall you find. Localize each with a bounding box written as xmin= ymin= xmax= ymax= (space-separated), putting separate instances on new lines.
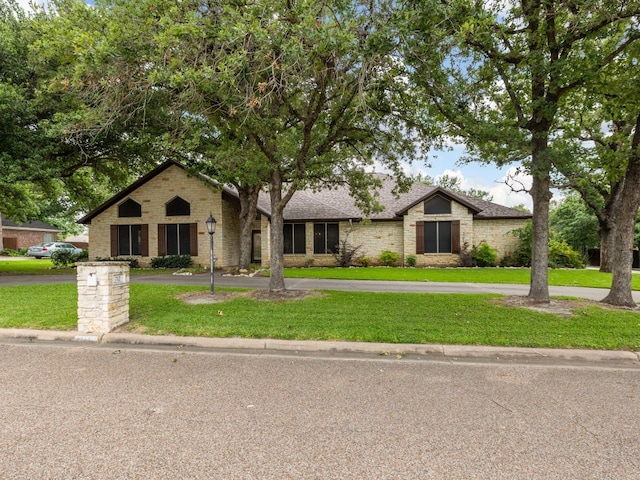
xmin=279 ymin=220 xmax=404 ymax=267
xmin=87 ymin=165 xmax=238 ymax=268
xmin=403 ymin=200 xmax=474 ymax=267
xmin=77 ymin=262 xmax=129 ymax=334
xmin=472 ymin=218 xmax=528 ymax=259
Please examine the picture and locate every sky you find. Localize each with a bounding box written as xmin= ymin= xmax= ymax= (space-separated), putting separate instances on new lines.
xmin=402 ymin=145 xmax=534 ymax=210
xmin=16 ymin=0 xmax=535 ymax=211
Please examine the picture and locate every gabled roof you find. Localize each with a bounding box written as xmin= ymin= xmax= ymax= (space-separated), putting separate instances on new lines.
xmin=281 ymin=173 xmax=530 ymax=221
xmin=1 ymin=217 xmax=62 ymax=232
xmin=79 ymin=161 xmax=531 ymax=224
xmin=79 ymin=160 xmax=270 ymax=224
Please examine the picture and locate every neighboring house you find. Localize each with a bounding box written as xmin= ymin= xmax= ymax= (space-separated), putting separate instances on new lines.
xmin=79 ymin=160 xmax=531 ymax=268
xmin=1 ymin=217 xmax=62 ymax=251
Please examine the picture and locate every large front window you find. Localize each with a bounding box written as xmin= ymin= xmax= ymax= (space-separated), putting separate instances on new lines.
xmin=284 ymin=223 xmax=306 ymax=254
xmin=416 ymin=220 xmax=459 ymax=255
xmin=166 ymin=224 xmax=191 ymax=255
xmin=119 ymin=225 xmax=142 ymax=255
xmin=424 ymin=221 xmax=452 ymax=253
xmin=313 ymin=223 xmax=339 ymax=254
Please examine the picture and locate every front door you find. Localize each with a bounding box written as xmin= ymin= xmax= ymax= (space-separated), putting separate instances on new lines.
xmin=251 ymin=230 xmax=262 ymax=264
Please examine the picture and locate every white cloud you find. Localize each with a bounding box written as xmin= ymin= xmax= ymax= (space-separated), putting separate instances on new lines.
xmin=434 ymin=167 xmax=534 ymax=211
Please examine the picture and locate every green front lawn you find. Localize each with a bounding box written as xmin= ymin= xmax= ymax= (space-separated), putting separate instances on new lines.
xmin=0 ymin=259 xmax=75 ymax=275
xmin=283 ymin=266 xmax=637 ymax=290
xmin=1 ymin=283 xmax=638 ymax=350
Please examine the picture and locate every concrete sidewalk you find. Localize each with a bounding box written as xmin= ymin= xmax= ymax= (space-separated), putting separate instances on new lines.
xmin=1 ymin=327 xmax=638 ymax=367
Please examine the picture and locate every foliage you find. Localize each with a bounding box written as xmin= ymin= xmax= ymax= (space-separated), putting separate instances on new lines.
xmin=405 ymin=254 xmax=417 ymax=267
xmin=502 ymin=222 xmax=585 ymax=269
xmin=51 ymin=248 xmax=88 ymax=267
xmin=471 ymin=243 xmax=498 ymax=267
xmin=95 ymin=257 xmax=140 ymax=269
xmin=379 ymin=250 xmax=400 ymax=267
xmin=333 ymin=240 xmax=364 ymax=268
xmin=151 ymin=255 xmax=192 ymax=269
xmin=0 ymin=1 xmax=157 ymax=224
xmin=548 ymin=240 xmax=587 ymax=269
xmin=549 ymin=194 xmax=599 ymax=254
xmin=402 ymin=0 xmax=640 ymax=301
xmin=501 ymin=223 xmax=534 ymax=267
xmin=434 ymin=174 xmax=493 ymax=201
xmin=39 ymin=0 xmax=429 ymax=291
xmin=458 ymin=242 xmax=474 ymax=267
xmin=356 ymin=257 xmax=372 ymax=267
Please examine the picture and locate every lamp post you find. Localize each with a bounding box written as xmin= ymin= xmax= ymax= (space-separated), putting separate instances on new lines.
xmin=206 ymin=213 xmax=217 ymax=295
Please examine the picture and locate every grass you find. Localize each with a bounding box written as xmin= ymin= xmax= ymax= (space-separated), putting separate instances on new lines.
xmin=0 ymin=259 xmax=75 ymax=275
xmin=283 ymin=266 xmax=640 ymax=290
xmin=1 ymin=283 xmax=639 ymax=350
xmin=0 ymin=258 xmax=176 ymax=276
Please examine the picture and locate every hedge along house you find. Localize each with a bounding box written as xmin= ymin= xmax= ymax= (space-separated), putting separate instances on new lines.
xmin=79 ymin=160 xmax=531 ymax=268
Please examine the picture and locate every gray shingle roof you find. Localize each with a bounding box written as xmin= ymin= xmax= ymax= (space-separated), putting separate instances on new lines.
xmin=79 ymin=161 xmax=531 ymax=224
xmin=1 ymin=217 xmax=62 ymax=231
xmin=278 ymin=174 xmax=530 ymax=221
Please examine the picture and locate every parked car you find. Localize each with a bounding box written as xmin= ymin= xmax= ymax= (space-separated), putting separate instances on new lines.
xmin=27 ymin=242 xmax=84 ymax=259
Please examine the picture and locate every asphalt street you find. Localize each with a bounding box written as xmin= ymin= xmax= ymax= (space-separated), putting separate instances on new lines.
xmin=1 ymin=341 xmax=639 ymax=480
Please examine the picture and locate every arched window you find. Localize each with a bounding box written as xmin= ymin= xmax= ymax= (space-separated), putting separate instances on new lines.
xmin=118 ymin=198 xmax=142 ymax=218
xmin=424 ymin=195 xmax=451 ymax=215
xmin=166 ymin=196 xmax=191 ymax=216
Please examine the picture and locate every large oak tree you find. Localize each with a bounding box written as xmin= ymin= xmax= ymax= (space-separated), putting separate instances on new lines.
xmin=402 ymin=0 xmax=640 ymax=302
xmin=41 ymin=0 xmax=428 ymax=290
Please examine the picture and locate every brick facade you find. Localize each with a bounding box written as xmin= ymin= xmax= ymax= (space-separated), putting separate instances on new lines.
xmin=87 ymin=164 xmax=239 ymax=268
xmin=83 ymin=161 xmax=529 ymax=269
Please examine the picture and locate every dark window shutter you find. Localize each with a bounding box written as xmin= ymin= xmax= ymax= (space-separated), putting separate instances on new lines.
xmin=452 ymin=220 xmax=461 ymax=254
xmin=141 ymin=224 xmax=149 ymax=257
xmin=158 ymin=224 xmax=167 ymax=256
xmin=190 ymin=223 xmax=198 ymax=256
xmin=110 ymin=225 xmax=118 ymax=257
xmin=416 ymin=221 xmax=424 ymax=254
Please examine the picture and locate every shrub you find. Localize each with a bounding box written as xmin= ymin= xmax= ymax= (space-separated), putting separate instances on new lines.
xmin=549 ymin=239 xmax=586 ymax=269
xmin=471 ymin=242 xmax=498 ymax=267
xmin=501 ymin=221 xmax=585 ymax=269
xmin=96 ymin=257 xmax=140 ymax=269
xmin=333 ymin=239 xmax=363 ymax=267
xmin=502 ymin=222 xmax=533 ymax=267
xmin=406 ymin=254 xmax=417 ymax=267
xmin=459 ymin=242 xmax=475 ymax=267
xmin=379 ymin=250 xmax=399 ymax=266
xmin=151 ymin=254 xmax=192 ymax=269
xmin=51 ymin=249 xmax=87 ymax=267
xmin=357 ymin=256 xmax=372 ymax=267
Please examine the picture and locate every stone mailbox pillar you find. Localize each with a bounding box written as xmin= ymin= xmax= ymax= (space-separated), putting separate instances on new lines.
xmin=77 ymin=262 xmax=130 ymax=334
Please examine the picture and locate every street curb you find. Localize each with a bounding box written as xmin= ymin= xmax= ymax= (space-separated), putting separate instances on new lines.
xmin=0 ymin=328 xmax=638 ymax=365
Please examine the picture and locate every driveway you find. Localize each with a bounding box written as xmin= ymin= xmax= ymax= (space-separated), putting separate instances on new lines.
xmin=1 ymin=271 xmax=636 ymax=302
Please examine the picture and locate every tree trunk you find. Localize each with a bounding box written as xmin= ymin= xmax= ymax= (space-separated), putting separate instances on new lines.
xmin=602 ymin=114 xmax=640 ymax=307
xmin=268 ymin=172 xmax=286 ymax=292
xmin=237 ymin=185 xmax=261 ymax=271
xmin=598 ymin=221 xmax=613 ymax=273
xmin=527 ymin=124 xmax=552 ymax=303
xmin=0 ymin=211 xmax=3 ymax=251
xmin=528 ymin=173 xmax=551 ymax=303
xmin=602 ymin=214 xmax=637 ymax=307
